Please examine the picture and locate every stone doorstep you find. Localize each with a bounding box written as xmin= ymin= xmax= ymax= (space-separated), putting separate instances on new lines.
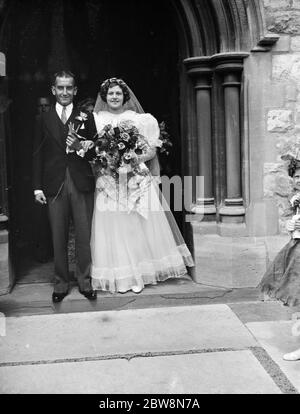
xmin=0 ymin=276 xmax=261 ymax=317
xmin=192 ymin=234 xmax=290 ymax=288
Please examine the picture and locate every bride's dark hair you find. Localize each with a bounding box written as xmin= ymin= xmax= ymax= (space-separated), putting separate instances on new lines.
xmin=99 ymin=78 xmax=131 ymax=104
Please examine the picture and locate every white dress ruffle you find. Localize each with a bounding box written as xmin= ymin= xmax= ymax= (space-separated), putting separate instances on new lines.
xmin=90 ymin=110 xmax=194 ymax=293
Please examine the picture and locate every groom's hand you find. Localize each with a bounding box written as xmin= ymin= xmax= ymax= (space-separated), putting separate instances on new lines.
xmin=66 ymin=133 xmax=82 ymax=151
xmin=35 ymin=192 xmax=47 ymax=205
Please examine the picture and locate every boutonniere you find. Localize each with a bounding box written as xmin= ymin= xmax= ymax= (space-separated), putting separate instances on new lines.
xmin=70 ymin=111 xmax=88 ymax=132
xmin=75 ymin=111 xmax=89 ymax=123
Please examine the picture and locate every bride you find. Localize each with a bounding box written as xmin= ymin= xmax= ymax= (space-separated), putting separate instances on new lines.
xmin=90 ymin=77 xmax=194 ymax=293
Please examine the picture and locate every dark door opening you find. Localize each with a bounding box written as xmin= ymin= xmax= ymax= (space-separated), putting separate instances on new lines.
xmin=2 ymin=0 xmax=182 ymax=284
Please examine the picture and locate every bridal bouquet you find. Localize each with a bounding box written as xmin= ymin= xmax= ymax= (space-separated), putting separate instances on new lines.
xmin=93 ymin=120 xmax=151 ymax=177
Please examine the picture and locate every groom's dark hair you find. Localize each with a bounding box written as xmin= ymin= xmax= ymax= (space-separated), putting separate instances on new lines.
xmin=52 ymin=70 xmax=76 ymax=86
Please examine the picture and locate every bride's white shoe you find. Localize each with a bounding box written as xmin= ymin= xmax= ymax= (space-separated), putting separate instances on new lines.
xmin=283 ymin=349 xmax=300 ymax=361
xmin=117 ymin=286 xmax=143 ymax=294
xmin=132 ymin=285 xmax=143 ymax=294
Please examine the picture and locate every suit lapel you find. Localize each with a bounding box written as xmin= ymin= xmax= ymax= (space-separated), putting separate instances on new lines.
xmin=44 ymin=107 xmax=66 ymax=150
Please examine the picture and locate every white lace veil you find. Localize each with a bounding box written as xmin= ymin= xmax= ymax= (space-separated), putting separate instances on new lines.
xmin=94 ymin=78 xmax=160 ymax=178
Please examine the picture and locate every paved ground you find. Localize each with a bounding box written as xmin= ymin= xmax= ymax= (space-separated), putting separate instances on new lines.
xmin=0 ymin=277 xmax=299 ymax=394
xmin=0 ymin=293 xmax=299 ymax=394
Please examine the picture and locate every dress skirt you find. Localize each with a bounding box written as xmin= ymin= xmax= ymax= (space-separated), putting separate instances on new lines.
xmin=90 ymin=176 xmax=194 ymax=293
xmin=258 ymin=239 xmax=300 ymax=307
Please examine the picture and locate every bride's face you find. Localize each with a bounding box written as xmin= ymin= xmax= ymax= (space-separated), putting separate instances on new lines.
xmin=106 ymin=85 xmax=124 ymax=111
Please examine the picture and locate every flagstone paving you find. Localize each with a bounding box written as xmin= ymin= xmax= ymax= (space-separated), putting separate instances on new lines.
xmin=0 ymin=304 xmax=296 ymax=393
xmin=0 ymin=304 xmax=256 ymax=364
xmin=246 ymin=320 xmax=300 ymax=392
xmin=0 ymin=351 xmax=281 ymax=394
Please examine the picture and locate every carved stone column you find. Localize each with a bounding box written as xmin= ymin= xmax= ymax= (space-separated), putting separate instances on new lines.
xmin=184 ymin=57 xmax=216 ymax=220
xmin=213 ymin=53 xmax=248 ymax=223
xmin=0 ymin=52 xmax=8 ymax=223
xmin=0 ymin=52 xmax=10 ymax=294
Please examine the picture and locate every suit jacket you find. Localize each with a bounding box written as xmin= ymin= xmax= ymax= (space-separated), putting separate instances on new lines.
xmin=33 ymin=105 xmax=97 ymax=197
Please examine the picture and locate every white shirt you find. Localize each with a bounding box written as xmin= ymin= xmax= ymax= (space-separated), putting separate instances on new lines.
xmin=56 ymin=102 xmax=73 ymax=121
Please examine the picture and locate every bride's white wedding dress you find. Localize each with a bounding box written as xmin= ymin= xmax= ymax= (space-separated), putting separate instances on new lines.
xmin=90 ymin=109 xmax=194 ymax=293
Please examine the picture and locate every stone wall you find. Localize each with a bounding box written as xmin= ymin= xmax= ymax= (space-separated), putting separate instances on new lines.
xmin=263 ymin=0 xmax=300 ymax=231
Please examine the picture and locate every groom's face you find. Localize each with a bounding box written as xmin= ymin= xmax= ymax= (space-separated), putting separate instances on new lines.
xmin=52 ymin=76 xmax=77 ymax=106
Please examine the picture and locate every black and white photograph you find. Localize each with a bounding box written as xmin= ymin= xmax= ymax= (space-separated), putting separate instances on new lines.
xmin=0 ymin=0 xmax=300 ymax=396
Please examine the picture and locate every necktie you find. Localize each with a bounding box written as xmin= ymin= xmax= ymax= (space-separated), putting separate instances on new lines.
xmin=61 ymin=106 xmax=67 ymax=124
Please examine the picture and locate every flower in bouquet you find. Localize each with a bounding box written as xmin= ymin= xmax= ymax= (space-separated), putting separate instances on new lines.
xmin=158 ymin=121 xmax=172 ymax=156
xmin=118 ymin=119 xmax=135 ymax=132
xmin=120 ymin=132 xmax=130 ymax=142
xmin=123 ymin=151 xmax=136 ymax=163
xmin=118 ymin=142 xmax=126 ymax=151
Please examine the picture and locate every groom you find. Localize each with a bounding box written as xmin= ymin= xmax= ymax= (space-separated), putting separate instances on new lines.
xmin=33 ymin=70 xmax=97 ymax=303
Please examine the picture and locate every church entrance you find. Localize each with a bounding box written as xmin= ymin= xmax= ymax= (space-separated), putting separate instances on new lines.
xmin=1 ymin=0 xmax=184 ymax=285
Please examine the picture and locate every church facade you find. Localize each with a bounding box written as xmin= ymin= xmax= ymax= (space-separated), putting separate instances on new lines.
xmin=0 ymin=0 xmax=299 ymax=293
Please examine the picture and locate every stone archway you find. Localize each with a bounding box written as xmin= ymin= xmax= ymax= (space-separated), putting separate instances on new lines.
xmin=169 ymin=0 xmax=277 ymax=222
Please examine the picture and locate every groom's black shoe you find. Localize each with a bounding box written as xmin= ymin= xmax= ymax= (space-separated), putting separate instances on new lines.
xmin=52 ymin=291 xmax=68 ymax=303
xmin=79 ymin=289 xmax=97 ymax=301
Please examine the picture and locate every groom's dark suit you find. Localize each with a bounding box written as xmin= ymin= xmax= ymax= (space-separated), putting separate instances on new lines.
xmin=33 ymin=105 xmax=97 ymax=293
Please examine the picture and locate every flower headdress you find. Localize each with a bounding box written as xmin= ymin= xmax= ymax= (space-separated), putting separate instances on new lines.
xmin=100 ymin=77 xmax=128 ymax=90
